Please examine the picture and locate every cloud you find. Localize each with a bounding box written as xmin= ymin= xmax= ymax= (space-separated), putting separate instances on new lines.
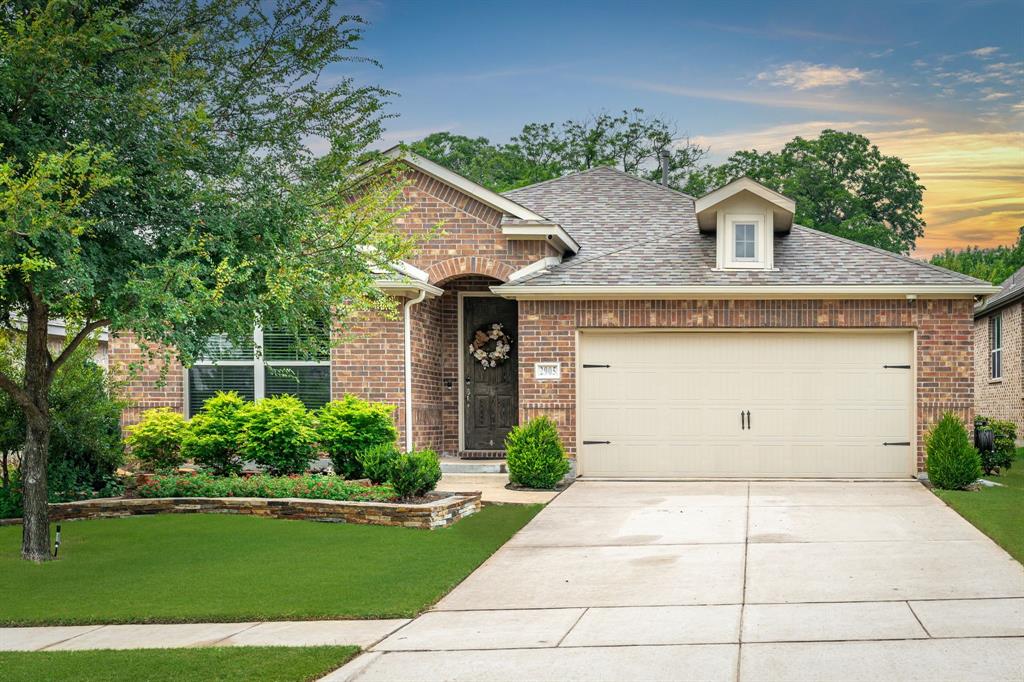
xmin=692 ymin=21 xmax=883 ymax=45
xmin=692 ymin=122 xmax=1024 ymax=257
xmin=968 ymin=46 xmax=1000 ymax=58
xmin=757 ymin=63 xmax=873 ymax=90
xmin=869 ymin=49 xmax=894 ymax=59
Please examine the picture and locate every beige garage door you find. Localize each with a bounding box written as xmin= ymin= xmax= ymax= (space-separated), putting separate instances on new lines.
xmin=579 ymin=331 xmax=914 ymax=478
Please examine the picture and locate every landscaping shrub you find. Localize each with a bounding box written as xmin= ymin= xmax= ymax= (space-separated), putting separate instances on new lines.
xmin=182 ymin=391 xmax=247 ymax=475
xmin=974 ymin=415 xmax=1016 ymax=475
xmin=317 ymin=395 xmax=398 ymax=478
xmin=386 ymin=449 xmax=441 ymax=499
xmin=125 ymin=408 xmax=189 ymax=470
xmin=358 ymin=442 xmax=400 ymax=485
xmin=926 ymin=412 xmax=982 ymax=490
xmin=239 ymin=395 xmax=318 ymax=475
xmin=0 ymin=469 xmax=21 ymax=518
xmin=136 ymin=472 xmax=396 ymax=502
xmin=505 ymin=416 xmax=569 ymax=489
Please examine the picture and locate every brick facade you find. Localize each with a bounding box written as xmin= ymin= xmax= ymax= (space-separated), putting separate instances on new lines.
xmin=518 ymin=298 xmax=975 ymax=471
xmin=975 ymin=302 xmax=1023 ymax=435
xmin=109 ymin=332 xmax=185 ymax=426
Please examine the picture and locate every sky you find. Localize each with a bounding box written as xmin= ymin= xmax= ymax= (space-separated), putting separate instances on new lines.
xmin=339 ymin=0 xmax=1023 ymax=258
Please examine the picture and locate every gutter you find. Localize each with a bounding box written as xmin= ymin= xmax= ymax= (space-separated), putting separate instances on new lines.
xmin=402 ymin=289 xmax=427 ymax=452
xmin=490 ymin=283 xmax=999 ymax=300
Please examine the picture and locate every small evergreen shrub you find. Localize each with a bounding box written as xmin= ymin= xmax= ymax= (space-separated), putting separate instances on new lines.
xmin=387 ymin=449 xmax=441 ymax=499
xmin=505 ymin=416 xmax=569 ymax=489
xmin=136 ymin=472 xmax=395 ymax=502
xmin=974 ymin=415 xmax=1016 ymax=475
xmin=317 ymin=395 xmax=398 ymax=478
xmin=358 ymin=442 xmax=400 ymax=485
xmin=182 ymin=391 xmax=247 ymax=475
xmin=239 ymin=395 xmax=317 ymax=475
xmin=125 ymin=408 xmax=189 ymax=470
xmin=926 ymin=412 xmax=982 ymax=490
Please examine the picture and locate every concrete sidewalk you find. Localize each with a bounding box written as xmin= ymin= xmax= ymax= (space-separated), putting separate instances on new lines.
xmin=0 ymin=619 xmax=408 ymax=652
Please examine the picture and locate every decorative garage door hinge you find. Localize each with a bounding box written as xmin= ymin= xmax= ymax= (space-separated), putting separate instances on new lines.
xmin=883 ymin=442 xmax=911 ymax=446
xmin=883 ymin=364 xmax=911 ymax=369
xmin=583 ymin=440 xmax=611 ymax=445
xmin=582 ymin=364 xmax=611 ymax=368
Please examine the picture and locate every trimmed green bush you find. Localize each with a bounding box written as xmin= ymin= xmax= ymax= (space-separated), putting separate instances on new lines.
xmin=239 ymin=395 xmax=317 ymax=475
xmin=505 ymin=416 xmax=569 ymax=489
xmin=125 ymin=408 xmax=189 ymax=470
xmin=387 ymin=449 xmax=441 ymax=499
xmin=136 ymin=472 xmax=395 ymax=502
xmin=317 ymin=395 xmax=398 ymax=479
xmin=975 ymin=415 xmax=1016 ymax=475
xmin=182 ymin=391 xmax=247 ymax=475
xmin=358 ymin=442 xmax=400 ymax=485
xmin=926 ymin=412 xmax=982 ymax=490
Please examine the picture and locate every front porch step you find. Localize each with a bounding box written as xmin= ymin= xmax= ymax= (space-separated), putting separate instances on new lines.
xmin=440 ymin=457 xmax=506 ymax=474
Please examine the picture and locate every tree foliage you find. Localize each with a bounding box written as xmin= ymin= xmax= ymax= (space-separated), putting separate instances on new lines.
xmin=410 ymin=109 xmax=707 ymax=193
xmin=0 ymin=0 xmax=412 ymax=560
xmin=683 ymin=130 xmax=926 ymax=254
xmin=930 ymin=227 xmax=1024 ymax=285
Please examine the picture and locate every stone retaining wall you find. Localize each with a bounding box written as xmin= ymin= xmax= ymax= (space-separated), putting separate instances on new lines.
xmin=12 ymin=492 xmax=482 ymax=530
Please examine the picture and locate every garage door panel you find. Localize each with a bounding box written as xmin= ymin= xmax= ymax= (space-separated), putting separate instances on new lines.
xmin=580 ymin=332 xmax=914 ymax=478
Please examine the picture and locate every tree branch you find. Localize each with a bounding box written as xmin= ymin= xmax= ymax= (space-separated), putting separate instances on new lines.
xmin=0 ymin=370 xmax=41 ymax=423
xmin=50 ymin=318 xmax=111 ymax=377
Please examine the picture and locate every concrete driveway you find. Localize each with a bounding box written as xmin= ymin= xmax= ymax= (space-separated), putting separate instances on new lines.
xmin=329 ymin=481 xmax=1024 ymax=682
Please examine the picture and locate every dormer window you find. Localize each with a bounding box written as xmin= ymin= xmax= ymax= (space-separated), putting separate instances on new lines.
xmin=694 ymin=177 xmax=796 ymax=273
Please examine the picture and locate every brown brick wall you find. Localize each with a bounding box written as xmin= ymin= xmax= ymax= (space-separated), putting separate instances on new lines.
xmin=975 ymin=302 xmax=1023 ymax=435
xmin=109 ymin=332 xmax=185 ymax=427
xmin=518 ymin=298 xmax=975 ymax=471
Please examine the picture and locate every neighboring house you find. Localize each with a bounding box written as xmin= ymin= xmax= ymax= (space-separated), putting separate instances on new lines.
xmin=974 ymin=266 xmax=1023 ymax=435
xmin=110 ymin=150 xmax=997 ymax=478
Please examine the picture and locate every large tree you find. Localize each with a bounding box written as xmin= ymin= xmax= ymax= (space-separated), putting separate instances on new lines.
xmin=930 ymin=227 xmax=1024 ymax=285
xmin=410 ymin=109 xmax=707 ymax=193
xmin=0 ymin=0 xmax=412 ymax=561
xmin=684 ymin=130 xmax=926 ymax=254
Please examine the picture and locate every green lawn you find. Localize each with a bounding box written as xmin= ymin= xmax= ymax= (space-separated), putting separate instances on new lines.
xmin=933 ymin=450 xmax=1024 ymax=563
xmin=0 ymin=646 xmax=359 ymax=682
xmin=0 ymin=504 xmax=541 ymax=625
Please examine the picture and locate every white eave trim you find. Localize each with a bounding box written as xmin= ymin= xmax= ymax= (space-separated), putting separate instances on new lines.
xmin=501 ymin=222 xmax=580 ymax=255
xmin=376 ymin=279 xmax=444 ymax=299
xmin=491 ymin=284 xmax=999 ymax=300
xmin=382 ymin=147 xmax=547 ymax=222
xmin=695 ymin=177 xmax=796 ymax=215
xmin=508 ymin=256 xmax=563 ymax=282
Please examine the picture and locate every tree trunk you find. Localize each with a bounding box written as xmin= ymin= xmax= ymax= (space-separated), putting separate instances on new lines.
xmin=20 ymin=302 xmax=52 ymax=562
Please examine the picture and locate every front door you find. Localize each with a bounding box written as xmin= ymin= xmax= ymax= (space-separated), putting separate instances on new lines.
xmin=463 ymin=296 xmax=518 ymax=450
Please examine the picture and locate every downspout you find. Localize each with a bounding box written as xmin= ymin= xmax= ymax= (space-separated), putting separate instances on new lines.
xmin=403 ymin=288 xmax=428 ymax=452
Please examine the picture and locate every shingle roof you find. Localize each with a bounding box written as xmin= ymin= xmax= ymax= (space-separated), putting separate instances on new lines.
xmin=976 ymin=266 xmax=1024 ymax=316
xmin=501 ymin=167 xmax=990 ymax=289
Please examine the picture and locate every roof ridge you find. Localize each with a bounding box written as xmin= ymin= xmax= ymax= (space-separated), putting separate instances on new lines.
xmin=791 ymin=224 xmax=991 ymax=286
xmin=503 ymin=165 xmax=696 ymax=201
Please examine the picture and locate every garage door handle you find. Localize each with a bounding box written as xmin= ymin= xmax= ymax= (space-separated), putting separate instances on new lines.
xmin=883 ymin=364 xmax=911 ymax=369
xmin=883 ymin=441 xmax=911 ymax=446
xmin=583 ymin=440 xmax=611 ymax=445
xmin=582 ymin=364 xmax=611 ymax=368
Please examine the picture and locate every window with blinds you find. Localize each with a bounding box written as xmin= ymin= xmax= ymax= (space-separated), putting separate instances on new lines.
xmin=187 ymin=325 xmax=331 ymax=416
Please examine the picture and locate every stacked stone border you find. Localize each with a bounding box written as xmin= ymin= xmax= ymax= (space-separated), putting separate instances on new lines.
xmin=0 ymin=492 xmax=482 ymax=530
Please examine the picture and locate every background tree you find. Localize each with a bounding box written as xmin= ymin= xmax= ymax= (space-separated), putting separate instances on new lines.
xmin=684 ymin=130 xmax=926 ymax=254
xmin=930 ymin=227 xmax=1024 ymax=284
xmin=0 ymin=0 xmax=412 ymax=561
xmin=410 ymin=109 xmax=707 ymax=193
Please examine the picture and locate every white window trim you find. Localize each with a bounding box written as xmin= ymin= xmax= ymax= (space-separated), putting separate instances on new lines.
xmin=186 ymin=326 xmax=331 ymax=417
xmin=724 ymin=214 xmax=765 ymax=269
xmin=990 ymin=314 xmax=1002 ymax=381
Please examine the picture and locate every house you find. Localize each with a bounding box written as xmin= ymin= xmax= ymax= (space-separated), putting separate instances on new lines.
xmin=110 ymin=150 xmax=997 ymax=478
xmin=974 ymin=266 xmax=1023 ymax=435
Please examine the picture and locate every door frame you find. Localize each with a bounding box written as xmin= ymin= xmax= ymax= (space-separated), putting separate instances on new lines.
xmin=457 ymin=291 xmax=506 ymax=452
xmin=576 ymin=327 xmax=918 ymax=478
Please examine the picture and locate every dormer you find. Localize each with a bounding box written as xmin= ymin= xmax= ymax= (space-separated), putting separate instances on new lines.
xmin=695 ymin=177 xmax=795 ymax=271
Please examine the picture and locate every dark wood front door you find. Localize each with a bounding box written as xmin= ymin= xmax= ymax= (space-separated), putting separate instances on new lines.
xmin=463 ymin=296 xmax=518 ymax=450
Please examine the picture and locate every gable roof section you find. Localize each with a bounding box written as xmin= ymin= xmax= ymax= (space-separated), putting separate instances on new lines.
xmin=494 ymin=167 xmax=996 ymax=298
xmin=382 ymin=147 xmax=546 ymax=222
xmin=976 ymin=265 xmax=1024 ymax=317
xmin=694 ymin=176 xmax=795 ymax=231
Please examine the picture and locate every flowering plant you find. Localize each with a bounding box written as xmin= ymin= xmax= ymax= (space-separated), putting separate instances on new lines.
xmin=467 ymin=322 xmax=513 ymax=369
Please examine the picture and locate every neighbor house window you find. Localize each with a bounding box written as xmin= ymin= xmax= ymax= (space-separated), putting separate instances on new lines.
xmin=990 ymin=314 xmax=1002 ymax=380
xmin=187 ymin=323 xmax=330 ymax=416
xmin=734 ymin=223 xmax=757 ymax=260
